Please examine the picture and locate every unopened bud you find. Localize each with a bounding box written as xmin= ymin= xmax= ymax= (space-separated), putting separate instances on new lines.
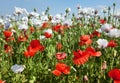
xmin=101 ymin=61 xmax=107 ymax=70
xmin=83 ymin=75 xmax=89 ymax=81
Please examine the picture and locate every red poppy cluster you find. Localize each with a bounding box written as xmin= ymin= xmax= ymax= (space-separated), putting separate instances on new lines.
xmin=52 ymin=63 xmax=70 ymax=76
xmin=108 ymin=68 xmax=120 ymax=83
xmin=24 ymin=40 xmax=44 ymax=57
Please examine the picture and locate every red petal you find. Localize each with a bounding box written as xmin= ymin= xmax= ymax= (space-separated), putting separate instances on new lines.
xmin=114 ymin=81 xmax=120 ymax=83
xmin=63 ymin=66 xmax=70 ymax=74
xmin=52 ymin=69 xmax=62 ymax=76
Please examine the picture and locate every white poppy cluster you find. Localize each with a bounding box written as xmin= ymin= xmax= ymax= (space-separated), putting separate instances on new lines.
xmin=99 ymin=23 xmax=120 ymax=38
xmin=78 ymin=7 xmax=95 ymax=16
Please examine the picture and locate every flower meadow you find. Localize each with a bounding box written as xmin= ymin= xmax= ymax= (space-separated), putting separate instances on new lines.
xmin=0 ymin=3 xmax=120 ymax=83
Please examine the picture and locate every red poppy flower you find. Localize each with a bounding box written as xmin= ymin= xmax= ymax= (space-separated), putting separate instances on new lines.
xmin=5 ymin=36 xmax=14 ymax=42
xmin=52 ymin=69 xmax=62 ymax=76
xmin=53 ymin=24 xmax=64 ymax=34
xmin=85 ymin=47 xmax=101 ymax=57
xmin=79 ymin=35 xmax=92 ymax=46
xmin=108 ymin=68 xmax=120 ymax=82
xmin=18 ymin=34 xmax=28 ymax=42
xmin=80 ymin=35 xmax=90 ymax=41
xmin=44 ymin=32 xmax=52 ymax=38
xmin=56 ymin=63 xmax=70 ymax=74
xmin=52 ymin=63 xmax=70 ymax=76
xmin=114 ymin=81 xmax=120 ymax=83
xmin=89 ymin=34 xmax=94 ymax=38
xmin=62 ymin=66 xmax=70 ymax=74
xmin=73 ymin=50 xmax=89 ymax=65
xmin=4 ymin=44 xmax=12 ymax=53
xmin=56 ymin=42 xmax=62 ymax=50
xmin=3 ymin=30 xmax=12 ymax=38
xmin=30 ymin=40 xmax=43 ymax=51
xmin=39 ymin=45 xmax=45 ymax=52
xmin=56 ymin=52 xmax=66 ymax=60
xmin=107 ymin=40 xmax=117 ymax=47
xmin=24 ymin=46 xmax=36 ymax=57
xmin=100 ymin=19 xmax=106 ymax=24
xmin=55 ymin=63 xmax=66 ymax=71
xmin=53 ymin=24 xmax=62 ymax=32
xmin=3 ymin=30 xmax=14 ymax=42
xmin=42 ymin=22 xmax=49 ymax=28
xmin=91 ymin=30 xmax=101 ymax=38
xmin=0 ymin=80 xmax=5 ymax=83
xmin=29 ymin=27 xmax=35 ymax=33
xmin=24 ymin=40 xmax=45 ymax=57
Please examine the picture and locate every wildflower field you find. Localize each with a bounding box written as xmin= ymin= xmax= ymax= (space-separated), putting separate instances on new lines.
xmin=0 ymin=3 xmax=120 ymax=83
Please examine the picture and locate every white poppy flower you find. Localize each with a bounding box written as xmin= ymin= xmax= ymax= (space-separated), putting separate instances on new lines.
xmin=100 ymin=6 xmax=108 ymax=13
xmin=30 ymin=18 xmax=42 ymax=27
xmin=41 ymin=15 xmax=48 ymax=21
xmin=40 ymin=35 xmax=46 ymax=40
xmin=29 ymin=12 xmax=40 ymax=17
xmin=22 ymin=17 xmax=28 ymax=22
xmin=96 ymin=28 xmax=102 ymax=33
xmin=14 ymin=7 xmax=24 ymax=15
xmin=54 ymin=14 xmax=62 ymax=20
xmin=84 ymin=7 xmax=95 ymax=15
xmin=78 ymin=8 xmax=84 ymax=15
xmin=43 ymin=29 xmax=52 ymax=34
xmin=4 ymin=21 xmax=13 ymax=29
xmin=41 ymin=11 xmax=45 ymax=16
xmin=18 ymin=23 xmax=28 ymax=30
xmin=0 ymin=18 xmax=4 ymax=25
xmin=52 ymin=14 xmax=64 ymax=24
xmin=107 ymin=28 xmax=120 ymax=38
xmin=11 ymin=64 xmax=25 ymax=73
xmin=22 ymin=8 xmax=29 ymax=15
xmin=97 ymin=39 xmax=108 ymax=48
xmin=63 ymin=19 xmax=72 ymax=26
xmin=101 ymin=23 xmax=112 ymax=32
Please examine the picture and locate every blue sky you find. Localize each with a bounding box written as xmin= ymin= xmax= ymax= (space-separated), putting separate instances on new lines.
xmin=0 ymin=0 xmax=119 ymax=16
